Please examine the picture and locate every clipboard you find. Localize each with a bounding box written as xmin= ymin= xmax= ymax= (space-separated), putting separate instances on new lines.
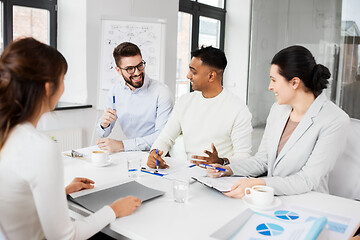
xmin=192 ymin=176 xmax=246 ymax=193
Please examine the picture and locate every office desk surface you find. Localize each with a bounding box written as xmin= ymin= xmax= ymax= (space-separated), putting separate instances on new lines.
xmin=63 ymin=151 xmax=360 ymax=240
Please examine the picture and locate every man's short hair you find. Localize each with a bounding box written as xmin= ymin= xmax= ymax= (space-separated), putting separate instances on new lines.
xmin=113 ymin=42 xmax=142 ymax=67
xmin=191 ymin=46 xmax=227 ymax=71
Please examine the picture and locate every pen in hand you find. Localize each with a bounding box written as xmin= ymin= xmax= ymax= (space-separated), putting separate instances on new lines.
xmin=155 ymin=149 xmax=159 ymax=171
xmin=112 ymin=96 xmax=116 ymax=110
xmin=199 ymin=163 xmax=227 ymax=172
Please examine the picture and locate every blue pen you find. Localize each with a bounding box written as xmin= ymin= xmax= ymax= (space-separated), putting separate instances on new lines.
xmin=199 ymin=163 xmax=227 ymax=172
xmin=112 ymin=96 xmax=116 ymax=110
xmin=141 ymin=169 xmax=164 ymax=177
xmin=155 ymin=149 xmax=159 ymax=170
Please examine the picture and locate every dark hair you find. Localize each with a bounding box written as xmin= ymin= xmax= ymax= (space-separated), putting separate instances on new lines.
xmin=271 ymin=45 xmax=330 ymax=96
xmin=0 ymin=37 xmax=67 ymax=150
xmin=113 ymin=42 xmax=142 ymax=67
xmin=191 ymin=46 xmax=227 ymax=72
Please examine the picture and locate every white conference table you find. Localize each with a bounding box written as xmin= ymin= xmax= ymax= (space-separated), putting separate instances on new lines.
xmin=63 ymin=150 xmax=360 ymax=240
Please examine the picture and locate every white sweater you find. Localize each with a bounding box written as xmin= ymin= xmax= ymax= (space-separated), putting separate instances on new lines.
xmin=0 ymin=123 xmax=115 ymax=240
xmin=152 ymin=89 xmax=252 ymax=163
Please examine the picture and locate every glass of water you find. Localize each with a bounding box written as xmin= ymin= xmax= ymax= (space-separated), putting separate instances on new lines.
xmin=127 ymin=157 xmax=141 ymax=179
xmin=173 ymin=179 xmax=190 ymax=203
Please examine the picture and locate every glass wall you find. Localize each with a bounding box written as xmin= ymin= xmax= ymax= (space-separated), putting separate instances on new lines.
xmin=338 ymin=0 xmax=360 ymax=119
xmin=248 ymin=0 xmax=342 ymax=126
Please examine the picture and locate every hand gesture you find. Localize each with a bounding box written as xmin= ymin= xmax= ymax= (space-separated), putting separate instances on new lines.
xmin=110 ymin=196 xmax=142 ymax=218
xmin=224 ymin=178 xmax=266 ymax=199
xmin=206 ymin=164 xmax=233 ymax=178
xmin=100 ymin=108 xmax=117 ymax=128
xmin=192 ymin=143 xmax=223 ymax=165
xmin=147 ymin=149 xmax=168 ymax=169
xmin=65 ymin=177 xmax=95 ymax=194
xmin=97 ymin=138 xmax=124 ymax=153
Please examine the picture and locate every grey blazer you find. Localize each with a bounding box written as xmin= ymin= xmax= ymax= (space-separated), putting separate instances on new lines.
xmin=230 ymin=92 xmax=350 ymax=195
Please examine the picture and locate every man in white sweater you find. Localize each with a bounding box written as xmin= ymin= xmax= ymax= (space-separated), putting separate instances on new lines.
xmin=147 ymin=46 xmax=252 ymax=168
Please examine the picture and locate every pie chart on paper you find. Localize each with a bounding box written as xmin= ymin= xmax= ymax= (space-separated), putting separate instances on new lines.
xmin=274 ymin=210 xmax=300 ymax=221
xmin=256 ymin=223 xmax=284 ymax=236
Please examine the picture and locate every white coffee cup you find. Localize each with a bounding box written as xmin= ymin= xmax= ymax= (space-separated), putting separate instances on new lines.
xmin=244 ymin=185 xmax=274 ymax=206
xmin=91 ymin=150 xmax=109 ymax=164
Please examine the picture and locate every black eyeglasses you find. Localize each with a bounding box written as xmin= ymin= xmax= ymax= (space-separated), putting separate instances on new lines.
xmin=119 ymin=60 xmax=146 ymax=74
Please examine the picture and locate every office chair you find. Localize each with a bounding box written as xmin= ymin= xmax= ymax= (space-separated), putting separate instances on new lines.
xmin=328 ymin=118 xmax=360 ymax=200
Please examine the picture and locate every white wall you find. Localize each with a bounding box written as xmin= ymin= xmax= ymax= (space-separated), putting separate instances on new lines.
xmin=57 ymin=0 xmax=87 ymax=104
xmin=86 ymin=0 xmax=178 ymax=108
xmin=223 ymin=0 xmax=252 ymax=103
xmin=37 ymin=0 xmax=179 ymax=147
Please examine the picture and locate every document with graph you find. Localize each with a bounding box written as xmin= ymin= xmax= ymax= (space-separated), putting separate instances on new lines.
xmin=211 ymin=208 xmax=327 ymax=240
xmin=211 ymin=204 xmax=359 ymax=240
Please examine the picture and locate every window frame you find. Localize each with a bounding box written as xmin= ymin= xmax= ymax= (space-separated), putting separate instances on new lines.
xmin=178 ymin=0 xmax=227 ymax=92
xmin=1 ymin=0 xmax=57 ymax=48
xmin=179 ymin=0 xmax=226 ymax=51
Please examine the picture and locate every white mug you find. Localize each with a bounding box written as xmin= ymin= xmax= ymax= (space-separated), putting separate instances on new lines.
xmin=91 ymin=150 xmax=109 ymax=164
xmin=244 ymin=185 xmax=274 ymax=206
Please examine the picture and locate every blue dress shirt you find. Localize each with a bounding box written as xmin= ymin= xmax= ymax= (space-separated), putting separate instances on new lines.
xmin=97 ymin=75 xmax=173 ymax=151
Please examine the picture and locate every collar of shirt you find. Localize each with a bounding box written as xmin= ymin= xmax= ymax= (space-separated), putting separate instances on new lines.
xmin=120 ymin=74 xmax=150 ymax=93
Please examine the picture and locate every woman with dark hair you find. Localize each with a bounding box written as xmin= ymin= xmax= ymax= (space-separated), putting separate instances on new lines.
xmin=0 ymin=38 xmax=141 ymax=239
xmin=208 ymin=45 xmax=350 ymax=198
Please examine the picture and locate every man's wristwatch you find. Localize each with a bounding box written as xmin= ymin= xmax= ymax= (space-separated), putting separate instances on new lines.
xmin=220 ymin=158 xmax=230 ymax=165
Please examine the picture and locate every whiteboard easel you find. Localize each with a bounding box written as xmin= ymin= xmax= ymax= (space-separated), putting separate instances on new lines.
xmin=97 ymin=17 xmax=166 ymax=109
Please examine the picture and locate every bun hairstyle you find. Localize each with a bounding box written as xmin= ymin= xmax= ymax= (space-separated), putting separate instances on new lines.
xmin=0 ymin=37 xmax=67 ymax=150
xmin=271 ymin=45 xmax=330 ymax=96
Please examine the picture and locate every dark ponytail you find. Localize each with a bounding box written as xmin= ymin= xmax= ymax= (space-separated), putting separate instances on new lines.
xmin=0 ymin=37 xmax=67 ymax=150
xmin=271 ymin=45 xmax=330 ymax=96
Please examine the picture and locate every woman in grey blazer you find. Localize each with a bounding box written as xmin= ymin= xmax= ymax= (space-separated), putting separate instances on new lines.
xmin=208 ymin=46 xmax=350 ymax=198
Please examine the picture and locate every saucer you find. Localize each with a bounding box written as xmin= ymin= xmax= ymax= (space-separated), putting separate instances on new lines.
xmin=242 ymin=196 xmax=282 ymax=211
xmin=90 ymin=159 xmax=112 ymax=167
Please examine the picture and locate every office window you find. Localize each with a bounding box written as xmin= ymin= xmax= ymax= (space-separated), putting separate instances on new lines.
xmin=13 ymin=6 xmax=50 ymax=44
xmin=198 ymin=0 xmax=224 ymax=8
xmin=0 ymin=0 xmax=57 ymax=50
xmin=199 ymin=16 xmax=221 ymax=48
xmin=0 ymin=2 xmax=3 ymax=53
xmin=176 ymin=0 xmax=226 ymax=98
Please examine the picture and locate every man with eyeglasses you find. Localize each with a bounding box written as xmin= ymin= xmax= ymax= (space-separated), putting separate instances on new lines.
xmin=148 ymin=46 xmax=252 ymax=168
xmin=96 ymin=42 xmax=173 ymax=152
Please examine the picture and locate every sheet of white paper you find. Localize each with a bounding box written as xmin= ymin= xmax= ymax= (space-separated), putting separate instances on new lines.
xmin=164 ymin=165 xmax=208 ymax=181
xmin=144 ymin=157 xmax=195 ymax=175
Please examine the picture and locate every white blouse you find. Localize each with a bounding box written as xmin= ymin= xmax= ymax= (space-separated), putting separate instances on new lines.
xmin=0 ymin=122 xmax=116 ymax=239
